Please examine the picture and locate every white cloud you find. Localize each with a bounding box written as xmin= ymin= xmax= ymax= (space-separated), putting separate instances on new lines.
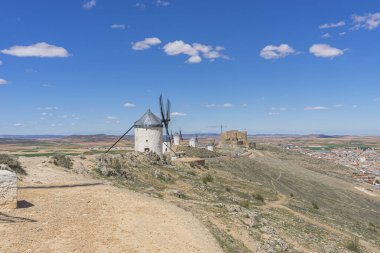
xmin=304 ymin=106 xmax=328 ymax=110
xmin=163 ymin=40 xmax=228 ymax=63
xmin=14 ymin=123 xmax=23 ymax=127
xmin=132 ymin=37 xmax=161 ymax=50
xmin=111 ymin=24 xmax=126 ymax=29
xmin=186 ymin=55 xmax=202 ymax=64
xmin=135 ymin=3 xmax=146 ymax=9
xmin=0 ymin=60 xmax=2 ymax=65
xmin=83 ymin=0 xmax=96 ymax=9
xmin=223 ymin=103 xmax=233 ymax=108
xmin=309 ymin=44 xmax=344 ymax=58
xmin=0 ymin=78 xmax=8 ymax=85
xmin=163 ymin=40 xmax=197 ymax=56
xmin=204 ymin=104 xmax=216 ymax=108
xmin=124 ymin=102 xmax=136 ymax=108
xmin=39 ymin=106 xmax=58 ymax=110
xmin=171 ymin=112 xmax=187 ymax=117
xmin=352 ymin=105 xmax=358 ymax=108
xmin=260 ymin=44 xmax=296 ymax=59
xmin=335 ymin=104 xmax=344 ymax=107
xmin=339 ymin=32 xmax=347 ymax=36
xmin=374 ymin=98 xmax=380 ymax=102
xmin=1 ymin=42 xmax=70 ymax=58
xmin=352 ymin=12 xmax=380 ymax=30
xmin=319 ymin=21 xmax=346 ymax=29
xmin=42 ymin=83 xmax=55 ymax=88
xmin=268 ymin=112 xmax=280 ymax=116
xmin=156 ymin=0 xmax=170 ymax=7
xmin=242 ymin=103 xmax=248 ymax=107
xmin=321 ymin=33 xmax=332 ymax=38
xmin=106 ymin=116 xmax=119 ymax=124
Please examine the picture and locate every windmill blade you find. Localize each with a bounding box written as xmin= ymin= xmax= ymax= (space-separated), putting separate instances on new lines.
xmin=166 ymin=99 xmax=171 ymax=123
xmin=105 ymin=124 xmax=134 ymax=153
xmin=159 ymin=94 xmax=166 ymax=122
xmin=165 ymin=127 xmax=171 ymax=143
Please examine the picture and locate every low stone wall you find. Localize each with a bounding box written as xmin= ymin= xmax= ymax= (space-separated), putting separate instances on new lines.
xmin=0 ymin=169 xmax=18 ymax=209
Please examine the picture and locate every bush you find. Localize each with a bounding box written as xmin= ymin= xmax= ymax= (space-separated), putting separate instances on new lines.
xmin=253 ymin=193 xmax=265 ymax=203
xmin=51 ymin=154 xmax=73 ymax=169
xmin=290 ymin=192 xmax=294 ymax=198
xmin=312 ymin=202 xmax=319 ymax=210
xmin=0 ymin=153 xmax=26 ymax=174
xmin=202 ymin=173 xmax=214 ymax=184
xmin=239 ymin=200 xmax=250 ymax=208
xmin=346 ymin=236 xmax=360 ymax=252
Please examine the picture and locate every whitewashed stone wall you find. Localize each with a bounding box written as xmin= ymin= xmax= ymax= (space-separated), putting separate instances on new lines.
xmin=189 ymin=138 xmax=197 ymax=147
xmin=135 ymin=127 xmax=163 ymax=157
xmin=163 ymin=142 xmax=171 ymax=154
xmin=0 ymin=169 xmax=17 ymax=209
xmin=173 ymin=135 xmax=180 ymax=146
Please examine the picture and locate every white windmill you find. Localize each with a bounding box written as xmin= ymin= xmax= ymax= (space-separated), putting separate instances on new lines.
xmin=106 ymin=95 xmax=172 ymax=158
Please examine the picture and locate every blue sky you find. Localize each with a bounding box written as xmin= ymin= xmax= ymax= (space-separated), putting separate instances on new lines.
xmin=0 ymin=0 xmax=379 ymax=135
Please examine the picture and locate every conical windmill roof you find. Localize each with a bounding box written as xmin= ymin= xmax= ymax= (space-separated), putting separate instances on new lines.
xmin=134 ymin=109 xmax=163 ymax=128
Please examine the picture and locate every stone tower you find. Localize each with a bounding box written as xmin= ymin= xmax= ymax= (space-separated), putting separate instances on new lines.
xmin=134 ymin=109 xmax=163 ymax=157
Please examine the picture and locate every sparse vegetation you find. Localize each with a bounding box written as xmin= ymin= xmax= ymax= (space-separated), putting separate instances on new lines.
xmin=239 ymin=200 xmax=250 ymax=208
xmin=253 ymin=193 xmax=265 ymax=203
xmin=312 ymin=202 xmax=319 ymax=210
xmin=0 ymin=153 xmax=26 ymax=174
xmin=202 ymin=173 xmax=214 ymax=184
xmin=345 ymin=236 xmax=360 ymax=252
xmin=51 ymin=153 xmax=73 ymax=169
xmin=290 ymin=192 xmax=294 ymax=198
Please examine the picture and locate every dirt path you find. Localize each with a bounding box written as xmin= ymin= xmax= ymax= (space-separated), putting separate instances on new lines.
xmin=0 ymin=157 xmax=222 ymax=253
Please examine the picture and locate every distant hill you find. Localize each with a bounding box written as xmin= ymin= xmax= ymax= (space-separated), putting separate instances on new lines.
xmin=0 ymin=135 xmax=66 ymax=139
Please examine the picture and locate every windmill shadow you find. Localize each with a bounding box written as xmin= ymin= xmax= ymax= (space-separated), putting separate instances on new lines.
xmin=0 ymin=212 xmax=37 ymax=223
xmin=19 ymin=182 xmax=103 ymax=189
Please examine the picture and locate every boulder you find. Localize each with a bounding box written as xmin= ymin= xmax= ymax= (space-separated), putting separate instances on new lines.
xmin=0 ymin=169 xmax=17 ymax=209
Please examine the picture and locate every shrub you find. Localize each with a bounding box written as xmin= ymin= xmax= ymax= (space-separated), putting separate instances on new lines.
xmin=239 ymin=200 xmax=250 ymax=208
xmin=51 ymin=154 xmax=73 ymax=169
xmin=290 ymin=192 xmax=294 ymax=198
xmin=187 ymin=171 xmax=196 ymax=176
xmin=225 ymin=186 xmax=231 ymax=192
xmin=345 ymin=236 xmax=360 ymax=252
xmin=0 ymin=153 xmax=26 ymax=174
xmin=202 ymin=173 xmax=214 ymax=184
xmin=253 ymin=193 xmax=265 ymax=203
xmin=312 ymin=202 xmax=319 ymax=210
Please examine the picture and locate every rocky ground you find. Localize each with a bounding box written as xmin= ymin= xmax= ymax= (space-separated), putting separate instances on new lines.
xmin=1 ymin=145 xmax=380 ymax=253
xmin=0 ymin=156 xmax=222 ymax=253
xmin=91 ymin=148 xmax=380 ymax=253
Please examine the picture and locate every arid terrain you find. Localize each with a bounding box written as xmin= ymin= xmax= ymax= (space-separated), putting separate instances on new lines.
xmin=1 ymin=135 xmax=380 ymax=253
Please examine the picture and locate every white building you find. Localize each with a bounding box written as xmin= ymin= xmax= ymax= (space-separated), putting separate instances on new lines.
xmin=207 ymin=145 xmax=214 ymax=151
xmin=189 ymin=137 xmax=197 ymax=147
xmin=163 ymin=141 xmax=171 ymax=154
xmin=134 ymin=109 xmax=163 ymax=157
xmin=173 ymin=132 xmax=180 ymax=146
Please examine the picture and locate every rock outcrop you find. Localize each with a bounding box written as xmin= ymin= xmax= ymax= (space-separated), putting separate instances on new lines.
xmin=0 ymin=168 xmax=17 ymax=209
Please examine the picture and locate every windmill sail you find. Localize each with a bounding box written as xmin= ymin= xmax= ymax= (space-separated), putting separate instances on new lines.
xmin=106 ymin=124 xmax=134 ymax=153
xmin=159 ymin=94 xmax=171 ymax=143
